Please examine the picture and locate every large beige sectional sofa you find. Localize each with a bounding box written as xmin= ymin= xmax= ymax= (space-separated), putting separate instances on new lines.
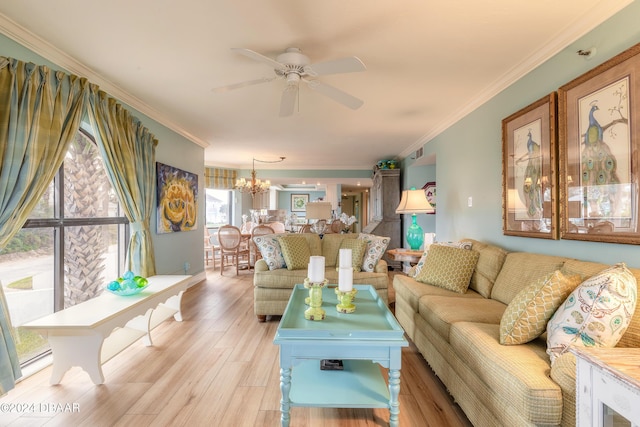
xmin=394 ymin=238 xmax=640 ymax=426
xmin=253 ymin=233 xmax=389 ymax=322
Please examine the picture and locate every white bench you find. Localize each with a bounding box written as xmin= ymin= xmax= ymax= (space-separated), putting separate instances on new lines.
xmin=23 ymin=275 xmax=192 ymax=385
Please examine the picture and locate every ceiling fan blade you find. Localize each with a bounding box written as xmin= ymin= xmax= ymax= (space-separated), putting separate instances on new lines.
xmin=305 ymin=56 xmax=366 ymax=76
xmin=212 ymin=77 xmax=276 ymax=93
xmin=279 ymin=84 xmax=298 ymax=117
xmin=231 ymin=48 xmax=286 ymax=71
xmin=305 ymin=79 xmax=363 ymax=110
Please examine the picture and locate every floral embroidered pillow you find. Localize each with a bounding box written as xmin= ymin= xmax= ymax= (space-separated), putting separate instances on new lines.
xmin=357 ymin=233 xmax=390 ymax=272
xmin=253 ymin=234 xmax=286 ymax=270
xmin=546 ymin=263 xmax=637 ymax=364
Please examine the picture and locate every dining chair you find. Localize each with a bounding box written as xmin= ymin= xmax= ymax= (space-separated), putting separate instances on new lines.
xmin=250 ymin=224 xmax=275 ymax=266
xmin=240 ymin=221 xmax=255 ymax=235
xmin=204 ymin=229 xmax=221 ymax=269
xmin=298 ymin=224 xmax=312 ymax=233
xmin=218 ymin=225 xmax=250 ymax=275
xmin=330 ymin=220 xmax=344 ymax=234
xmin=268 ymin=221 xmax=286 ymax=233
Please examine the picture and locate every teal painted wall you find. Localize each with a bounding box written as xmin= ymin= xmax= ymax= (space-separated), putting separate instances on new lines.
xmin=402 ymin=1 xmax=640 ymax=267
xmin=1 ymin=33 xmax=206 ymax=276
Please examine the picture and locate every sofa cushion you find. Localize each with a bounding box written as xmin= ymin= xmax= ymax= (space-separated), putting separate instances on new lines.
xmin=415 ymin=245 xmax=479 ymax=293
xmin=278 ymin=235 xmax=312 ymax=270
xmin=253 ymin=234 xmax=286 ymax=270
xmin=462 ymin=239 xmax=508 ymax=298
xmin=491 ymin=252 xmax=567 ymax=305
xmin=254 ymin=266 xmax=388 ymax=291
xmin=500 ymin=270 xmax=581 ymax=345
xmin=419 ymin=295 xmax=506 ymax=341
xmin=449 ymin=322 xmax=563 ymax=425
xmin=546 ymin=263 xmax=637 ymax=363
xmin=298 ymin=233 xmax=323 ymax=256
xmin=321 ymin=233 xmax=357 ymax=267
xmin=358 ymin=233 xmax=390 ymax=272
xmin=336 ymin=238 xmax=367 ymax=272
xmin=393 ymin=273 xmax=483 ymax=314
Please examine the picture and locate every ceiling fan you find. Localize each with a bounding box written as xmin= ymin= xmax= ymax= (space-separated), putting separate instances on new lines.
xmin=213 ymin=47 xmax=366 ymax=117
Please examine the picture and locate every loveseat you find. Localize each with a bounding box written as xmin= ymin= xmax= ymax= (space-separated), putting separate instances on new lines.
xmin=393 ymin=238 xmax=640 ymax=426
xmin=253 ymin=232 xmax=390 ymax=322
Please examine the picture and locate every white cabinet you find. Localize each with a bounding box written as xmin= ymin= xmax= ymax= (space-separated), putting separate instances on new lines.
xmin=574 ymin=348 xmax=640 ymax=426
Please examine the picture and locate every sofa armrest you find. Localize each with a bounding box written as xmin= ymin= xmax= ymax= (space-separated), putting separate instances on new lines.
xmin=550 ymin=352 xmax=577 ymax=426
xmin=255 ymin=259 xmax=269 ymax=272
xmin=374 ymin=259 xmax=388 ymax=273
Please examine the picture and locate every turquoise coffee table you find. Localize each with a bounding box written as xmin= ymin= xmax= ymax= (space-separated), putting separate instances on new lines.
xmin=273 ymin=284 xmax=408 ymax=426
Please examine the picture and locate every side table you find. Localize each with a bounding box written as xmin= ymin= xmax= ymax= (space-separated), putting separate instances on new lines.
xmin=386 ymin=249 xmax=423 ymax=265
xmin=386 ymin=249 xmax=424 ymax=273
xmin=573 ymin=347 xmax=640 ymax=426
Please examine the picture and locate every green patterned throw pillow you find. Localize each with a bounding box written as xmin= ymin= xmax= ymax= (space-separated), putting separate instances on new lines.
xmin=500 ymin=270 xmax=581 ymax=345
xmin=415 ymin=244 xmax=479 ymax=293
xmin=336 ymin=238 xmax=367 ymax=272
xmin=409 ymin=241 xmax=473 ymax=278
xmin=278 ymin=235 xmax=311 ymax=271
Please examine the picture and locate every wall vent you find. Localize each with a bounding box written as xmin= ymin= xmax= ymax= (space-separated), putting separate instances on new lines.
xmin=414 ymin=147 xmax=423 ymax=160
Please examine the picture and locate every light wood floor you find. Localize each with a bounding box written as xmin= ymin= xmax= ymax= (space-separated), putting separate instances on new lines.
xmin=0 ymin=268 xmax=472 ymax=427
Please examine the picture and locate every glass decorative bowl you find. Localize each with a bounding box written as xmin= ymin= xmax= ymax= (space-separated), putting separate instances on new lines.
xmin=106 ymin=273 xmax=149 ymax=296
xmin=106 ymin=284 xmax=149 ymax=296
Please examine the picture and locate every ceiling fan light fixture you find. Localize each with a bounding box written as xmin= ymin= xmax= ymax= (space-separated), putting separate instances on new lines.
xmin=276 ymin=48 xmax=310 ymax=67
xmin=286 ymin=73 xmax=300 ymax=85
xmin=221 ymin=47 xmax=366 ymax=115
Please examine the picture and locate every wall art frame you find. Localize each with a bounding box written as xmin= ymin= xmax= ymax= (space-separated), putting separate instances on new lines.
xmin=422 ymin=181 xmax=436 ymax=214
xmin=502 ymin=92 xmax=558 ymax=239
xmin=559 ymin=42 xmax=640 ymax=244
xmin=156 ymin=162 xmax=198 ymax=234
xmin=290 ymin=193 xmax=309 ymax=212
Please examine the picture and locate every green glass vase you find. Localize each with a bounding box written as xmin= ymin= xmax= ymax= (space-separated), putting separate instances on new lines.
xmin=406 ymin=214 xmax=424 ymax=250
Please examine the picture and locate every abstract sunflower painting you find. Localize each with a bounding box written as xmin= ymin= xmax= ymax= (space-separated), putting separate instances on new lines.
xmin=156 ymin=162 xmax=198 ymax=233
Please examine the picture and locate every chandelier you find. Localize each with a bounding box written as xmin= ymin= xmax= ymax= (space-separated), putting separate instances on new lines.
xmin=235 ymin=157 xmax=285 ymax=197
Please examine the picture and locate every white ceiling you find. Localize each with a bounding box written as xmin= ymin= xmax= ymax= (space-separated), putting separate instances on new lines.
xmin=0 ymin=1 xmax=632 ymax=186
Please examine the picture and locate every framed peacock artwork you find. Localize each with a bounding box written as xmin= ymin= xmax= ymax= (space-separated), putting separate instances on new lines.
xmin=502 ymin=93 xmax=557 ymax=239
xmin=559 ymin=42 xmax=640 ymax=244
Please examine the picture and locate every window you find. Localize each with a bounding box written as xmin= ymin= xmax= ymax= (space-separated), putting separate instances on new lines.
xmin=205 ymin=189 xmax=232 ymax=228
xmin=0 ymin=129 xmax=129 ymax=366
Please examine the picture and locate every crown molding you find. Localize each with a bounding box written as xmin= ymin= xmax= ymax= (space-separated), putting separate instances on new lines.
xmin=0 ymin=12 xmax=209 ymax=149
xmin=399 ymin=0 xmax=634 ymax=160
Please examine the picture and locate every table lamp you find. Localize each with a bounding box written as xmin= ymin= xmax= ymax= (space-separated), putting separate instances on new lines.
xmin=395 ymin=187 xmax=434 ymax=250
xmin=305 ymin=202 xmax=332 ymax=220
xmin=305 ymin=202 xmax=332 ymax=234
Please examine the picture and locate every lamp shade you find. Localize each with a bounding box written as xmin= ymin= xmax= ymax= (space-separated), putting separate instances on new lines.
xmin=305 ymin=202 xmax=332 ymax=220
xmin=395 ymin=189 xmax=434 ymax=214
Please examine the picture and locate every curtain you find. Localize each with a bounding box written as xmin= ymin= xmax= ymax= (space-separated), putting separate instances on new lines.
xmin=0 ymin=57 xmax=88 ymax=394
xmin=87 ymin=86 xmax=158 ymax=277
xmin=205 ymin=167 xmax=237 ymax=189
xmin=0 ymin=286 xmax=19 ymax=396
